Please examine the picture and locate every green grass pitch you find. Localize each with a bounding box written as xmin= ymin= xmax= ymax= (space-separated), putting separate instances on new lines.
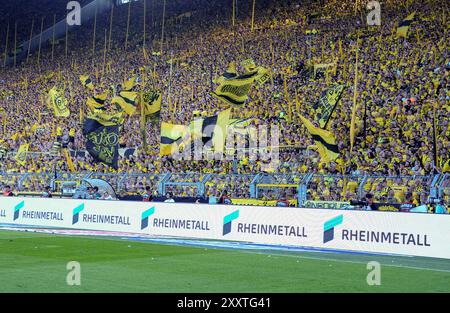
xmin=0 ymin=230 xmax=449 ymax=292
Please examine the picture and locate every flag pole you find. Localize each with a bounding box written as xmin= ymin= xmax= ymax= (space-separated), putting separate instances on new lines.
xmin=3 ymin=22 xmax=9 ymax=68
xmin=3 ymin=115 xmax=6 ymax=136
xmin=108 ymin=4 xmax=114 ymax=52
xmin=350 ymin=37 xmax=360 ymax=152
xmin=168 ymin=51 xmax=174 ymax=112
xmin=102 ymin=29 xmax=107 ymax=77
xmin=37 ymin=17 xmax=44 ymax=70
xmin=363 ymin=100 xmax=367 ymax=146
xmin=160 ymin=0 xmax=166 ymax=55
xmin=151 ymin=0 xmax=154 ymax=30
xmin=65 ymin=19 xmax=68 ymax=58
xmin=433 ymin=105 xmax=439 ymax=174
xmin=13 ymin=21 xmax=17 ymax=67
xmin=251 ymin=0 xmax=256 ymax=32
xmin=92 ymin=5 xmax=98 ymax=61
xmin=51 ymin=14 xmax=56 ymax=61
xmin=143 ymin=0 xmax=147 ymax=51
xmin=232 ymin=0 xmax=235 ymax=27
xmin=26 ymin=18 xmax=34 ymax=63
xmin=125 ymin=0 xmax=131 ymax=50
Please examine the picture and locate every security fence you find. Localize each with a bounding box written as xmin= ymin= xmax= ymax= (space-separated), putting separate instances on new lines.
xmin=0 ymin=171 xmax=448 ymax=206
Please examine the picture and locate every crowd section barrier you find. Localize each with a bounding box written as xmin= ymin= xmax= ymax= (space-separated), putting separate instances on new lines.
xmin=1 ymin=173 xmax=449 ymax=212
xmin=0 ymin=197 xmax=448 ymax=259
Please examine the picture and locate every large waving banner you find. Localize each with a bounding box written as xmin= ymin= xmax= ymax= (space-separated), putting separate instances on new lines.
xmin=313 ymin=84 xmax=345 ymax=129
xmin=83 ymin=118 xmax=119 ymax=169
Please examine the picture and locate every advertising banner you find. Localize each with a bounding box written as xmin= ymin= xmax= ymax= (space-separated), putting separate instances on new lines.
xmin=0 ymin=197 xmax=448 ymax=259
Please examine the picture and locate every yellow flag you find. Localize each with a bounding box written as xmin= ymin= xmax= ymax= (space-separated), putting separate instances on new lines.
xmin=212 ymin=71 xmax=258 ymax=106
xmin=48 ymin=86 xmax=70 ymax=117
xmin=254 ymin=66 xmax=271 ymax=85
xmin=80 ymin=75 xmax=94 ymax=90
xmin=397 ymin=12 xmax=415 ymax=38
xmin=160 ymin=122 xmax=190 ymax=156
xmin=15 ymin=143 xmax=29 ymax=166
xmin=87 ymin=110 xmax=125 ymax=126
xmin=31 ymin=122 xmax=39 ymax=134
xmin=443 ymin=159 xmax=450 ymax=173
xmin=112 ymin=91 xmax=139 ymax=115
xmin=122 ymin=75 xmax=137 ymax=91
xmin=313 ymin=63 xmax=336 ymax=78
xmin=299 ymin=115 xmax=339 ymax=163
xmin=201 ymin=108 xmax=231 ymax=154
xmin=241 ymin=59 xmax=257 ymax=72
xmin=141 ymin=90 xmax=162 ymax=117
xmin=63 ymin=148 xmax=76 ymax=172
xmin=86 ymin=91 xmax=108 ymax=111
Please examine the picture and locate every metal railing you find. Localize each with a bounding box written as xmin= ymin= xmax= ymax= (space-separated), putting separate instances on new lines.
xmin=0 ymin=171 xmax=447 ymax=205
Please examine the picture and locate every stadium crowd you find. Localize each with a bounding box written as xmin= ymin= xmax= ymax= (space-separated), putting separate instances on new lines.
xmin=0 ymin=0 xmax=448 ymax=207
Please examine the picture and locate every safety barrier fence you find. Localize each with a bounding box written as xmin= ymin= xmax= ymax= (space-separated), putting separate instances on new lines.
xmin=1 ymin=172 xmax=448 ymax=206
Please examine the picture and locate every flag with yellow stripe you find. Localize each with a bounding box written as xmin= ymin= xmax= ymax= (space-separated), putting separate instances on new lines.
xmin=299 ymin=115 xmax=339 ymax=163
xmin=15 ymin=143 xmax=29 ymax=166
xmin=87 ymin=91 xmax=108 ymax=111
xmin=160 ymin=122 xmax=190 ymax=156
xmin=63 ymin=148 xmax=76 ymax=172
xmin=47 ymin=86 xmax=70 ymax=117
xmin=122 ymin=75 xmax=137 ymax=91
xmin=201 ymin=108 xmax=231 ymax=154
xmin=112 ymin=91 xmax=139 ymax=115
xmin=397 ymin=12 xmax=415 ymax=38
xmin=211 ymin=71 xmax=258 ymax=106
xmin=141 ymin=90 xmax=161 ymax=118
xmin=87 ymin=110 xmax=125 ymax=127
xmin=79 ymin=75 xmax=94 ymax=90
xmin=313 ymin=85 xmax=345 ymax=129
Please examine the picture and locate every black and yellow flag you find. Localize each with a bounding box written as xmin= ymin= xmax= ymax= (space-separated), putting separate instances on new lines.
xmin=212 ymin=61 xmax=270 ymax=105
xmin=0 ymin=146 xmax=8 ymax=159
xmin=48 ymin=87 xmax=70 ymax=117
xmin=87 ymin=98 xmax=104 ymax=111
xmin=228 ymin=118 xmax=257 ymax=137
xmin=122 ymin=75 xmax=137 ymax=91
xmin=92 ymin=91 xmax=108 ymax=105
xmin=397 ymin=12 xmax=415 ymax=38
xmin=112 ymin=91 xmax=139 ymax=115
xmin=201 ymin=108 xmax=231 ymax=153
xmin=313 ymin=63 xmax=336 ymax=79
xmin=212 ymin=71 xmax=258 ymax=106
xmin=87 ymin=91 xmax=108 ymax=111
xmin=50 ymin=141 xmax=62 ymax=156
xmin=188 ymin=117 xmax=204 ymax=142
xmin=15 ymin=143 xmax=29 ymax=166
xmin=299 ymin=115 xmax=339 ymax=163
xmin=88 ymin=110 xmax=125 ymax=127
xmin=214 ymin=61 xmax=238 ymax=85
xmin=443 ymin=159 xmax=450 ymax=173
xmin=80 ymin=75 xmax=94 ymax=90
xmin=63 ymin=148 xmax=76 ymax=172
xmin=240 ymin=59 xmax=270 ymax=84
xmin=313 ymin=85 xmax=345 ymax=129
xmin=241 ymin=59 xmax=257 ymax=72
xmin=83 ymin=118 xmax=120 ymax=169
xmin=141 ymin=90 xmax=162 ymax=118
xmin=255 ymin=67 xmax=271 ymax=85
xmin=160 ymin=122 xmax=190 ymax=156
